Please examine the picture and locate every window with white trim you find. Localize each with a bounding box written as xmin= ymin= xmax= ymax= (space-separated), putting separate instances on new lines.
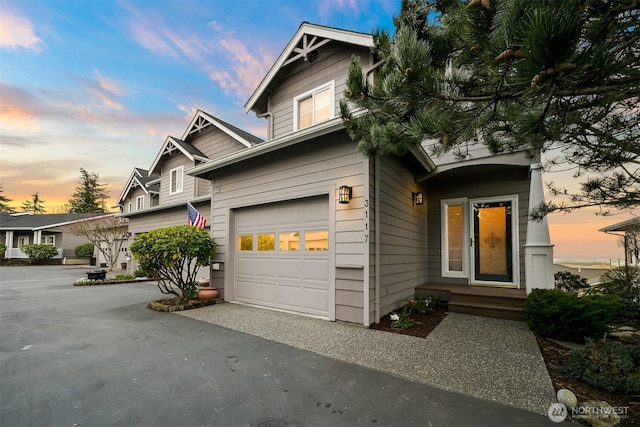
xmin=441 ymin=198 xmax=468 ymax=278
xmin=41 ymin=235 xmax=55 ymax=246
xmin=293 ymin=81 xmax=335 ymax=131
xmin=170 ymin=166 xmax=183 ymax=195
xmin=127 ymin=202 xmax=132 ymax=213
xmin=136 ymin=196 xmax=144 ymax=211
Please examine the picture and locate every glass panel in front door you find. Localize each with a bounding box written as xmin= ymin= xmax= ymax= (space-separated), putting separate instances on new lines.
xmin=473 ymin=201 xmax=513 ymax=283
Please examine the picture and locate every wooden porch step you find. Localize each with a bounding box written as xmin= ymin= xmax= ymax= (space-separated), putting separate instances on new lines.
xmin=448 ymin=301 xmax=526 ymax=321
xmin=415 ymin=283 xmax=527 ymax=321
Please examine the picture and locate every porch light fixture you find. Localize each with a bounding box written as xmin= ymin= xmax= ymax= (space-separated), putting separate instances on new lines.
xmin=412 ymin=192 xmax=424 ymax=205
xmin=338 ymin=185 xmax=352 ymax=204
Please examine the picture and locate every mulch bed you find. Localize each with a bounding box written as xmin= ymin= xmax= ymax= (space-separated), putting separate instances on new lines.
xmin=537 ymin=336 xmax=640 ymax=426
xmin=369 ymin=306 xmax=448 ymax=338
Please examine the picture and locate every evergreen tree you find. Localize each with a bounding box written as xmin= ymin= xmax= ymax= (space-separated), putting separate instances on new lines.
xmin=0 ymin=185 xmax=15 ymax=213
xmin=341 ymin=0 xmax=639 ymax=215
xmin=22 ymin=192 xmax=46 ymax=214
xmin=68 ymin=168 xmax=109 ymax=213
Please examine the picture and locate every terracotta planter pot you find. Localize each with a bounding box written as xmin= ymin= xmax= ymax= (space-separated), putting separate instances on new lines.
xmin=197 ymin=287 xmax=219 ymax=300
xmin=198 ymin=278 xmax=210 ymax=286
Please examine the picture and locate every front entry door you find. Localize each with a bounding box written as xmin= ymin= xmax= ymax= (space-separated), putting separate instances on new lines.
xmin=471 ymin=200 xmax=514 ymax=285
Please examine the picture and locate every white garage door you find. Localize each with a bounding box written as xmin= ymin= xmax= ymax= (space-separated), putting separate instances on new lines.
xmin=234 ymin=197 xmax=330 ymax=317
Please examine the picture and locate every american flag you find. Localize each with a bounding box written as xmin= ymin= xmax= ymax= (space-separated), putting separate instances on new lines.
xmin=187 ymin=202 xmax=206 ymax=228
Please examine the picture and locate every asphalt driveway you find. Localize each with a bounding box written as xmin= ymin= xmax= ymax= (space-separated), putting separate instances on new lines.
xmin=0 ymin=266 xmax=560 ymax=426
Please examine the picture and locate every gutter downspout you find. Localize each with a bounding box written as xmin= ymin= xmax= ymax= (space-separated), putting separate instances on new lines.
xmin=374 ymin=154 xmax=381 ymax=323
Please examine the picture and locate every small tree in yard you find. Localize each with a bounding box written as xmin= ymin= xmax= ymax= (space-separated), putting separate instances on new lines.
xmin=129 ymin=225 xmax=216 ymax=304
xmin=21 ymin=244 xmax=59 ymax=264
xmin=71 ymin=216 xmax=128 ymax=271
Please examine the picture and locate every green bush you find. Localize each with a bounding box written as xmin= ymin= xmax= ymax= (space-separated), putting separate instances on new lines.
xmin=560 ymin=339 xmax=640 ymax=393
xmin=21 ymin=244 xmax=59 ymax=264
xmin=591 ymin=266 xmax=640 ymax=324
xmin=129 ymin=225 xmax=216 ymax=303
xmin=74 ymin=242 xmax=94 ymax=258
xmin=554 ymin=271 xmax=590 ymax=294
xmin=133 ymin=269 xmax=147 ymax=278
xmin=114 ymin=274 xmax=135 ymax=280
xmin=524 ymin=289 xmax=620 ymax=343
xmin=0 ymin=242 xmax=6 ymax=258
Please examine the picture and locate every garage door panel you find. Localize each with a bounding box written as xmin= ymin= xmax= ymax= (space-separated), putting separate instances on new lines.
xmin=255 ymin=282 xmax=278 ymax=304
xmin=254 ymin=258 xmax=278 ymax=279
xmin=277 ymin=285 xmax=303 ymax=307
xmin=277 ymin=258 xmax=303 ymax=279
xmin=304 ymin=288 xmax=329 ymax=312
xmin=236 ymin=257 xmax=255 ymax=274
xmin=303 ymin=198 xmax=330 ymax=222
xmin=302 ymin=258 xmax=330 ymax=282
xmin=234 ymin=196 xmax=330 ymax=317
xmin=235 ymin=280 xmax=255 ymax=300
xmin=277 ymin=203 xmax=303 ymax=227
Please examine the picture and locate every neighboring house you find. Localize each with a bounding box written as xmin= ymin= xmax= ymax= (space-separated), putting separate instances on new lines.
xmin=600 ymin=217 xmax=640 ymax=266
xmin=178 ymin=22 xmax=555 ymax=326
xmin=0 ymin=212 xmax=113 ymax=262
xmin=116 ymin=110 xmax=264 ymax=276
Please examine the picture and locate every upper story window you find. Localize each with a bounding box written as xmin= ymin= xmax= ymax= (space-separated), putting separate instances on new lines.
xmin=136 ymin=196 xmax=144 ymax=211
xmin=170 ymin=166 xmax=183 ymax=195
xmin=293 ymin=81 xmax=335 ymax=131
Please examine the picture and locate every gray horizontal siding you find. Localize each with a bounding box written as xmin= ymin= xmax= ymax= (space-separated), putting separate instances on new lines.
xmin=336 ymin=267 xmax=364 ymax=324
xmin=159 ymin=155 xmax=195 ymax=205
xmin=425 ymin=166 xmax=530 ymax=287
xmin=190 ymin=126 xmax=248 ymax=161
xmin=377 ymin=156 xmax=428 ymax=317
xmin=271 ymin=43 xmax=371 ymax=139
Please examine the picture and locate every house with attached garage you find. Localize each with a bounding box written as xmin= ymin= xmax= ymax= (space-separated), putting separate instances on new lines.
xmin=116 ymin=111 xmax=264 ymax=276
xmin=180 ymin=22 xmax=554 ymax=326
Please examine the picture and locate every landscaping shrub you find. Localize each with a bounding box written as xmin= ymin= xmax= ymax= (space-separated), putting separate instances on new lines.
xmin=0 ymin=242 xmax=6 ymax=258
xmin=21 ymin=244 xmax=59 ymax=264
xmin=591 ymin=266 xmax=640 ymax=324
xmin=74 ymin=242 xmax=94 ymax=258
xmin=560 ymin=339 xmax=640 ymax=393
xmin=406 ymin=294 xmax=440 ymax=314
xmin=133 ymin=269 xmax=147 ymax=278
xmin=554 ymin=270 xmax=590 ymax=294
xmin=114 ymin=274 xmax=135 ymax=280
xmin=524 ymin=289 xmax=619 ymax=343
xmin=129 ymin=225 xmax=216 ymax=303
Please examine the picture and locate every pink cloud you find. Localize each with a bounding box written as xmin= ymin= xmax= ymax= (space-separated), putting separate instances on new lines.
xmin=207 ymin=23 xmax=275 ymax=99
xmin=318 ymin=0 xmax=361 ymax=19
xmin=0 ymin=7 xmax=43 ymax=52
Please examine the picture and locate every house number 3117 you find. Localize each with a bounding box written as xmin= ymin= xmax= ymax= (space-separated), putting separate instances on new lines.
xmin=364 ymin=199 xmax=369 ymax=243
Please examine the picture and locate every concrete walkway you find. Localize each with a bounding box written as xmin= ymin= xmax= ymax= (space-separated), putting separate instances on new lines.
xmin=178 ymin=303 xmax=556 ymax=415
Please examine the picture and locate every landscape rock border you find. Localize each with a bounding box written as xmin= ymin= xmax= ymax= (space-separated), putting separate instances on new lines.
xmin=73 ymin=278 xmax=155 ymax=286
xmin=148 ymin=298 xmax=223 ymax=312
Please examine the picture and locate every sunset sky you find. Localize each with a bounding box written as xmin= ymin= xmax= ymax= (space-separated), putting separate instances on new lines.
xmin=1 ymin=0 xmax=635 ymax=261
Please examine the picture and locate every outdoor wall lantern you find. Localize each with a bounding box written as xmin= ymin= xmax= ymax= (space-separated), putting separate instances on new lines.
xmin=125 ymin=252 xmax=132 ymax=262
xmin=412 ymin=192 xmax=424 ymax=205
xmin=338 ymin=185 xmax=352 ymax=204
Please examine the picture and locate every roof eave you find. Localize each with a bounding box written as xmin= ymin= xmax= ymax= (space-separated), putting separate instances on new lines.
xmin=244 ymin=22 xmax=374 ymax=115
xmin=187 ymin=118 xmax=345 ymax=177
